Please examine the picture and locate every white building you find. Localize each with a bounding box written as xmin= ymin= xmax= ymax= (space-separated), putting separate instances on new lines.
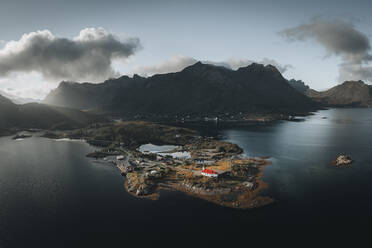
xmin=116 ymin=155 xmax=125 ymax=160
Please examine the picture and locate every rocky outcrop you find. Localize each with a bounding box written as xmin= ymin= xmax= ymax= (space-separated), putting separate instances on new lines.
xmin=43 ymin=121 xmax=197 ymax=149
xmin=40 ymin=132 xmax=63 ymax=139
xmin=181 ymin=180 xmax=231 ymax=195
xmin=126 ymin=172 xmax=154 ymax=196
xmin=186 ymin=138 xmax=243 ymax=160
xmin=12 ymin=134 xmax=32 ymax=140
xmin=288 ymin=79 xmax=310 ymax=94
xmin=332 ymin=155 xmax=353 ymax=167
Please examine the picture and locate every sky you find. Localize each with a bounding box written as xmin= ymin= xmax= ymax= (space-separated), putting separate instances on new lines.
xmin=1 ymin=0 xmax=372 ymax=99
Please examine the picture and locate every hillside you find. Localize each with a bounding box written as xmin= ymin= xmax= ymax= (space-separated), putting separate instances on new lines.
xmin=48 ymin=121 xmax=197 ymax=149
xmin=307 ymin=81 xmax=372 ymax=107
xmin=44 ymin=62 xmax=319 ymax=118
xmin=288 ymin=79 xmax=310 ymax=94
xmin=0 ymin=94 xmax=102 ymax=135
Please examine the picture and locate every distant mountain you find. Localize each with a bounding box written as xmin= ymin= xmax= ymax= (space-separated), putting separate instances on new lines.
xmin=0 ymin=94 xmax=14 ymax=105
xmin=44 ymin=62 xmax=319 ymax=117
xmin=307 ymin=80 xmax=372 ymax=107
xmin=0 ymin=90 xmax=40 ymax=104
xmin=288 ymin=79 xmax=310 ymax=95
xmin=0 ymin=94 xmax=101 ymax=135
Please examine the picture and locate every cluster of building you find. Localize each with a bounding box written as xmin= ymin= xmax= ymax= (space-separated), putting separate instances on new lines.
xmin=111 ymin=144 xmax=228 ymax=179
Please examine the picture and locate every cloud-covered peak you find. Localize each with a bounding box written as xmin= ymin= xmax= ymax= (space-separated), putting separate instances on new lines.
xmin=0 ymin=27 xmax=141 ymax=82
xmin=131 ymin=56 xmax=291 ymax=77
xmin=221 ymin=58 xmax=292 ymax=73
xmin=131 ymin=55 xmax=197 ymax=77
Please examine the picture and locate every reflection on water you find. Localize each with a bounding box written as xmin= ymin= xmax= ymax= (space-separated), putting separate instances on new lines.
xmin=222 ymin=108 xmax=372 ymax=210
xmin=0 ymin=108 xmax=372 ymax=246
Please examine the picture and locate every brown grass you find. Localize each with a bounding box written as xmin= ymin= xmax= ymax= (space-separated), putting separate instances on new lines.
xmin=208 ymin=160 xmax=231 ymax=171
xmin=175 ymin=167 xmax=194 ymax=179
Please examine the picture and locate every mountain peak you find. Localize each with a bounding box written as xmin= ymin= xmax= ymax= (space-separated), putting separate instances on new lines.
xmin=181 ymin=61 xmax=225 ymax=76
xmin=59 ymin=81 xmax=79 ymax=87
xmin=237 ymin=63 xmax=264 ymax=73
xmin=307 ymin=79 xmax=372 ymax=107
xmin=265 ymin=64 xmax=281 ymax=72
xmin=236 ymin=63 xmax=283 ymax=82
xmin=133 ymin=74 xmax=144 ymax=80
xmin=182 ymin=61 xmax=207 ymax=70
xmin=342 ymin=80 xmax=366 ymax=86
xmin=288 ymin=79 xmax=310 ymax=95
xmin=239 ymin=63 xmax=281 ymax=73
xmin=183 ymin=61 xmax=229 ymax=71
xmin=193 ymin=61 xmax=204 ymax=66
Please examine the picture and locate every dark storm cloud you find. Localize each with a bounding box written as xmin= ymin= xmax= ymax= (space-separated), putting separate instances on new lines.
xmin=280 ymin=18 xmax=372 ymax=83
xmin=132 ymin=56 xmax=291 ymax=76
xmin=0 ymin=28 xmax=141 ymax=82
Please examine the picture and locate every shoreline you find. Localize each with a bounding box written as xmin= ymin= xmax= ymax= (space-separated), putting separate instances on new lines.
xmin=114 ymin=137 xmax=274 ymax=209
xmin=112 ymin=111 xmax=319 ymax=126
xmin=0 ymin=107 xmax=330 ymax=139
xmin=167 ymin=160 xmax=273 ymax=209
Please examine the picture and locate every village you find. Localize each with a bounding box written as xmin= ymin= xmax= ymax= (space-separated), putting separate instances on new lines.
xmin=92 ymin=137 xmax=273 ymax=209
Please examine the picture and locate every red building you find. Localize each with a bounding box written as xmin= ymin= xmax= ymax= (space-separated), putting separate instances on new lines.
xmin=201 ymin=168 xmax=218 ymax=178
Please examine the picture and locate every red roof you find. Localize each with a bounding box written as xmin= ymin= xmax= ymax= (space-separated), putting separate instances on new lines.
xmin=202 ymin=169 xmax=217 ymax=174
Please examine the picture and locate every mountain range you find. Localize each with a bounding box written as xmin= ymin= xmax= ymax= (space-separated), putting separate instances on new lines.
xmin=0 ymin=90 xmax=40 ymax=104
xmin=0 ymin=94 xmax=101 ymax=136
xmin=2 ymin=61 xmax=371 ymax=136
xmin=287 ymin=78 xmax=372 ymax=108
xmin=44 ymin=62 xmax=319 ymax=117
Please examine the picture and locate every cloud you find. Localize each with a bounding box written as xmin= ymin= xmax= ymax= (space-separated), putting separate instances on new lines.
xmin=0 ymin=27 xmax=141 ymax=82
xmin=0 ymin=71 xmax=53 ymax=100
xmin=131 ymin=56 xmax=291 ymax=76
xmin=280 ymin=18 xmax=372 ymax=83
xmin=132 ymin=55 xmax=197 ymax=77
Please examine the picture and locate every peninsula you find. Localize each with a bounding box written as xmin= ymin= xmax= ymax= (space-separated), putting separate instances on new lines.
xmin=43 ymin=121 xmax=273 ymax=209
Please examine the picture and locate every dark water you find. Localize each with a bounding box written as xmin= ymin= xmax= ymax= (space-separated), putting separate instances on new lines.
xmin=1 ymin=108 xmax=372 ymax=246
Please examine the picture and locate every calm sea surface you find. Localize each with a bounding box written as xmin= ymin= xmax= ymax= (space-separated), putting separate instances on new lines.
xmin=0 ymin=108 xmax=372 ymax=246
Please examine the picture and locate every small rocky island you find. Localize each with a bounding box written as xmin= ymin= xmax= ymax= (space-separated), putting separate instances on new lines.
xmin=42 ymin=121 xmax=273 ymax=209
xmin=12 ymin=134 xmax=32 ymax=140
xmin=332 ymin=155 xmax=353 ymax=167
